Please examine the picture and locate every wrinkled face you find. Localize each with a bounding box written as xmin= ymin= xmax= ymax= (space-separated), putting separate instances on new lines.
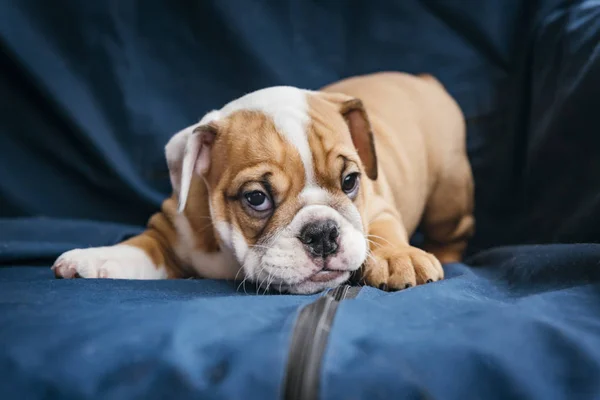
xmin=174 ymin=87 xmax=376 ymax=294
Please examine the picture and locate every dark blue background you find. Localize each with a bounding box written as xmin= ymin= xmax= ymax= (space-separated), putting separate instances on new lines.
xmin=2 ymin=1 xmax=600 ymax=399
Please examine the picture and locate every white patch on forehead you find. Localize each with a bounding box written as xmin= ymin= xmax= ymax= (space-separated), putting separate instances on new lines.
xmin=213 ymin=86 xmax=315 ymax=185
xmin=300 ymin=187 xmax=330 ymax=205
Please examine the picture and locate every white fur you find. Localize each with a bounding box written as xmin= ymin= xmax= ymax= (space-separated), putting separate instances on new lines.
xmin=166 ymin=111 xmax=221 ymax=213
xmin=164 ymin=125 xmax=190 ymax=194
xmin=300 ymin=186 xmax=331 ymax=205
xmin=301 ymin=186 xmax=363 ymax=232
xmin=214 ymin=221 xmax=249 ymax=262
xmin=244 ymin=204 xmax=368 ymax=294
xmin=52 ymin=245 xmax=167 ymax=279
xmin=173 ymin=215 xmax=241 ymax=280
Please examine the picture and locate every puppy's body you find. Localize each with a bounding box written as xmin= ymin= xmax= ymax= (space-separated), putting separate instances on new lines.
xmin=325 ymin=73 xmax=471 ymax=239
xmin=53 ymin=72 xmax=474 ymax=294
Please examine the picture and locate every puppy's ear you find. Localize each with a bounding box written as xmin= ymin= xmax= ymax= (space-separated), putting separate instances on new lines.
xmin=165 ymin=121 xmax=218 ymax=213
xmin=340 ymin=98 xmax=378 ymax=180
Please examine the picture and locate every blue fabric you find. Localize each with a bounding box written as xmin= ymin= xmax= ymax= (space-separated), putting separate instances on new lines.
xmin=324 ymin=249 xmax=600 ymax=399
xmin=2 ymin=0 xmax=600 ymax=399
xmin=0 ymin=267 xmax=314 ymax=399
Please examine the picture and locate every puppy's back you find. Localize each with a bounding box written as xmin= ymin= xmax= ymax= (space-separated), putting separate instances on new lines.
xmin=321 ymin=71 xmax=466 ymax=173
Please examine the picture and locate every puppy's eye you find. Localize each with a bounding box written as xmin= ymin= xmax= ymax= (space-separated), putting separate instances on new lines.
xmin=244 ymin=190 xmax=272 ymax=211
xmin=341 ymin=172 xmax=360 ymax=197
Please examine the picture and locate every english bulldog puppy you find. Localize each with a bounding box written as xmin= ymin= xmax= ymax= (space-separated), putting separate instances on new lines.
xmin=52 ymin=72 xmax=474 ymax=294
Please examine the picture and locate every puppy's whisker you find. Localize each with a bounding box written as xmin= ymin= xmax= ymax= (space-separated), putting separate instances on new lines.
xmin=263 ymin=271 xmax=274 ymax=295
xmin=256 ymin=263 xmax=272 ymax=295
xmin=366 ymin=234 xmax=394 ymax=247
xmin=366 ymin=238 xmax=383 ymax=249
xmin=366 ymin=253 xmax=377 ymax=264
xmin=250 ymin=244 xmax=274 ymax=251
xmin=279 ymin=267 xmax=293 ymax=294
xmin=266 ymin=266 xmax=281 ymax=294
xmin=263 ymin=271 xmax=272 ymax=294
xmin=233 ymin=262 xmax=246 ymax=283
xmin=235 ymin=261 xmax=252 ymax=295
xmin=259 ymin=269 xmax=271 ymax=294
xmin=364 ymin=248 xmax=378 ymax=267
xmin=236 ymin=270 xmax=250 ymax=294
xmin=236 ymin=278 xmax=246 ymax=293
xmin=254 ymin=266 xmax=265 ymax=295
xmin=366 ymin=238 xmax=384 ymax=249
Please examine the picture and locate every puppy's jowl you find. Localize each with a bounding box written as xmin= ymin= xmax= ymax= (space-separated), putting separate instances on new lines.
xmin=53 ymin=72 xmax=474 ymax=294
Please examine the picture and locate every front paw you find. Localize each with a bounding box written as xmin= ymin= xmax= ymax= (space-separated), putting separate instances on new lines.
xmin=363 ymin=246 xmax=443 ymax=291
xmin=52 ymin=245 xmax=165 ymax=280
xmin=53 ymin=248 xmax=105 ymax=279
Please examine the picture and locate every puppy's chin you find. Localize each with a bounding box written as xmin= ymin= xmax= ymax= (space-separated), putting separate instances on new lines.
xmin=283 ymin=271 xmax=353 ymax=294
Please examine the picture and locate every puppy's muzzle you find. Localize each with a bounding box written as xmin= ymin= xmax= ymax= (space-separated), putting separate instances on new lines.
xmin=297 ymin=219 xmax=340 ymax=258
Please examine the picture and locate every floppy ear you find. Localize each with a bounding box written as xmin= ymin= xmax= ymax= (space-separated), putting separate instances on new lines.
xmin=165 ymin=122 xmax=218 ymax=213
xmin=340 ymin=98 xmax=378 ymax=180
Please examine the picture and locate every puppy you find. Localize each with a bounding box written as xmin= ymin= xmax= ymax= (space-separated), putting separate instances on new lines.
xmin=52 ymin=72 xmax=474 ymax=294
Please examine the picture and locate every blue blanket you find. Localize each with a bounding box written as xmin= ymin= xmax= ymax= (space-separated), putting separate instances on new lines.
xmin=2 ymin=1 xmax=600 ymax=398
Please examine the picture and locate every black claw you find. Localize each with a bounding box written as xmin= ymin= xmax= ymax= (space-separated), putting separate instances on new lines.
xmin=379 ymin=283 xmax=388 ymax=291
xmin=404 ymin=283 xmax=413 ymax=289
xmin=426 ymin=279 xmax=433 ymax=283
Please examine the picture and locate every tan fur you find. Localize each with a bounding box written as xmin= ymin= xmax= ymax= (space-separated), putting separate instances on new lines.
xmin=301 ymin=72 xmax=474 ymax=289
xmin=55 ymin=72 xmax=474 ymax=291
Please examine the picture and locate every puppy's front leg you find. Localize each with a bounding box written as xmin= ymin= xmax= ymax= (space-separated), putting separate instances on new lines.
xmin=52 ymin=211 xmax=181 ymax=280
xmin=363 ymin=210 xmax=443 ymax=291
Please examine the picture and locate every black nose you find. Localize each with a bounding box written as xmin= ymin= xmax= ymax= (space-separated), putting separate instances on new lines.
xmin=298 ymin=219 xmax=340 ymax=257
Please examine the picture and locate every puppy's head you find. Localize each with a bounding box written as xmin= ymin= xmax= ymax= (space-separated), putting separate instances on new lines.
xmin=166 ymin=87 xmax=377 ymax=294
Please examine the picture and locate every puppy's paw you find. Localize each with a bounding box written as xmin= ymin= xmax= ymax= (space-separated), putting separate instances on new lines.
xmin=363 ymin=246 xmax=443 ymax=291
xmin=52 ymin=245 xmax=166 ymax=280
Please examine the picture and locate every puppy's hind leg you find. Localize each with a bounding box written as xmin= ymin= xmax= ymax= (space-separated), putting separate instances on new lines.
xmin=422 ymin=156 xmax=475 ymax=263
